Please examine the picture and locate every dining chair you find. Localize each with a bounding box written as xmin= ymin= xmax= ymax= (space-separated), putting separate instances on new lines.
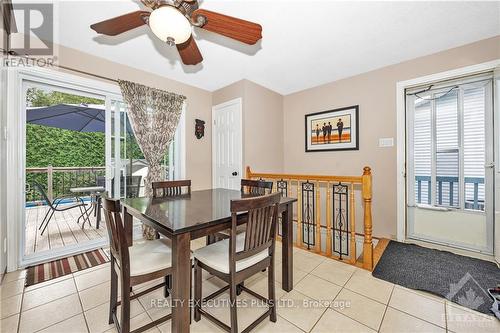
xmin=102 ymin=196 xmax=174 ymax=333
xmin=151 ymin=179 xmax=191 ymax=292
xmin=152 ymin=180 xmax=191 ymax=197
xmin=212 ymin=179 xmax=274 ymax=242
xmin=193 ymin=192 xmax=281 ymax=333
xmin=33 ymin=182 xmax=91 ymax=235
xmin=240 ymin=179 xmax=273 ymax=195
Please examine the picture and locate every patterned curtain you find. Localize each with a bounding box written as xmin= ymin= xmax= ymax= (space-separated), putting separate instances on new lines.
xmin=118 ymin=80 xmax=186 ymax=239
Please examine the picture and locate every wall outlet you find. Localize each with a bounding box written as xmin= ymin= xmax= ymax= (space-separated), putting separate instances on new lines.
xmin=379 ymin=137 xmax=394 ymax=147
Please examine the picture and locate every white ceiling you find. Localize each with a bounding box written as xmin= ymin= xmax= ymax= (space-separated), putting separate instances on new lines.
xmin=35 ymin=1 xmax=500 ymax=94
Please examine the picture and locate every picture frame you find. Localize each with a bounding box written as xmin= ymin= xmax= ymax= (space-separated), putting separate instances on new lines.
xmin=305 ymin=105 xmax=359 ymax=152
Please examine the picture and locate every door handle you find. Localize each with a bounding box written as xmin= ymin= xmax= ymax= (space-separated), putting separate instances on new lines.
xmin=485 ymin=163 xmax=495 ymax=169
xmin=232 ymin=171 xmax=238 ymax=176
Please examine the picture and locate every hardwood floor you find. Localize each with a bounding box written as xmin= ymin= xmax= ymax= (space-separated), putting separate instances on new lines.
xmin=24 ymin=205 xmax=108 ymax=256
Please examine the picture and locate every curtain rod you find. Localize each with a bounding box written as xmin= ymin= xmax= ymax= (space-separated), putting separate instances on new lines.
xmin=1 ymin=49 xmax=119 ymax=83
xmin=57 ymin=64 xmax=118 ymax=83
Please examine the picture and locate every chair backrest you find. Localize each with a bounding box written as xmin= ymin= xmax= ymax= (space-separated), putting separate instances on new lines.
xmin=240 ymin=179 xmax=273 ymax=195
xmin=152 ymin=180 xmax=191 ymax=197
xmin=101 ymin=196 xmax=129 ymax=265
xmin=33 ymin=182 xmax=53 ymax=207
xmin=229 ymin=192 xmax=281 ymax=271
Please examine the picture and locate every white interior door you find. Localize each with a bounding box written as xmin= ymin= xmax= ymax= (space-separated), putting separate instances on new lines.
xmin=212 ymin=98 xmax=242 ymax=190
xmin=407 ymin=74 xmax=494 ymax=254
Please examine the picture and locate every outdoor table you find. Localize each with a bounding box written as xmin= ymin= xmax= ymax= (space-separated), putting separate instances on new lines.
xmin=70 ymin=186 xmax=105 ymax=229
xmin=122 ymin=188 xmax=297 ymax=333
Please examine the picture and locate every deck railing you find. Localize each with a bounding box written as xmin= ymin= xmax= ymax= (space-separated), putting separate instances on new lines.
xmin=415 ymin=175 xmax=484 ymax=210
xmin=246 ymin=166 xmax=374 ymax=270
xmin=26 ymin=166 xmax=106 ymax=203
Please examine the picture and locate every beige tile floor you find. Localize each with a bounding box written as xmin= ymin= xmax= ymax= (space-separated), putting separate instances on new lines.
xmin=1 ymin=240 xmax=499 ymax=333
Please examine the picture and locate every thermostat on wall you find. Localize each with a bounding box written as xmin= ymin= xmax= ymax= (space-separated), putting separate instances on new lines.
xmin=379 ymin=138 xmax=394 ymax=147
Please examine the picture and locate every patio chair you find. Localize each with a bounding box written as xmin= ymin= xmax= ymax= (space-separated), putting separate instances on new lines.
xmin=125 ymin=175 xmax=142 ymax=198
xmin=96 ymin=175 xmax=142 ymax=198
xmin=33 ymin=182 xmax=91 ymax=235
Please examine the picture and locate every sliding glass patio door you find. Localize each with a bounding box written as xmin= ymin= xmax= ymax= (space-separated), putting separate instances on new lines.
xmin=18 ymin=69 xmax=183 ymax=266
xmin=23 ymin=80 xmax=110 ymax=262
xmin=406 ymin=74 xmax=494 ymax=254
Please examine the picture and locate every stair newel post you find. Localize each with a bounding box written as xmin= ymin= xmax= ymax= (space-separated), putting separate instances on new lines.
xmin=362 ymin=166 xmax=373 ymax=270
xmin=245 ymin=166 xmax=251 ymax=179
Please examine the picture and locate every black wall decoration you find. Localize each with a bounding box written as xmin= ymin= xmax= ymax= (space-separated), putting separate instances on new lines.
xmin=195 ymin=119 xmax=205 ymax=139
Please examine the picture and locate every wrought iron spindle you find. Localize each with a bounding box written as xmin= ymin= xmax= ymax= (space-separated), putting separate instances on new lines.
xmin=332 ymin=183 xmax=349 ymax=259
xmin=277 ymin=179 xmax=288 ymax=197
xmin=275 ymin=179 xmax=288 ymax=237
xmin=301 ymin=181 xmax=315 ymax=249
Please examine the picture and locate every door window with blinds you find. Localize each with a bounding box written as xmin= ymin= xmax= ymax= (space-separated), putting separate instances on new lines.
xmin=408 ymin=74 xmax=493 ymax=212
xmin=406 ymin=73 xmax=494 ymax=253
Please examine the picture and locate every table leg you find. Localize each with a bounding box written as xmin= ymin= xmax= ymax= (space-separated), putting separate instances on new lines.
xmin=282 ymin=202 xmax=294 ymax=292
xmin=96 ymin=196 xmax=102 ymax=229
xmin=172 ymin=233 xmax=192 ymax=333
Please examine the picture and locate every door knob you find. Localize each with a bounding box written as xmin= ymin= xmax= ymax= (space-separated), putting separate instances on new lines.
xmin=232 ymin=171 xmax=238 ymax=176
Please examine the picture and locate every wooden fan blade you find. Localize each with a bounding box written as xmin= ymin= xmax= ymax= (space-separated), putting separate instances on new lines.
xmin=177 ymin=36 xmax=203 ymax=65
xmin=90 ymin=11 xmax=149 ymax=36
xmin=193 ymin=9 xmax=262 ymax=45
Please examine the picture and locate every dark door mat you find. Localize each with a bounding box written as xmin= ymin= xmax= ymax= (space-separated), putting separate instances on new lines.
xmin=372 ymin=240 xmax=500 ymax=315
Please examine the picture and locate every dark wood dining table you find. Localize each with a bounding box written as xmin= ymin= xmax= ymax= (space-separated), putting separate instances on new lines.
xmin=121 ymin=188 xmax=297 ymax=333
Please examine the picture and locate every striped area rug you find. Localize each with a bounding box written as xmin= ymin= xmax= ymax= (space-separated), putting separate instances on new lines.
xmin=25 ymin=249 xmax=109 ymax=286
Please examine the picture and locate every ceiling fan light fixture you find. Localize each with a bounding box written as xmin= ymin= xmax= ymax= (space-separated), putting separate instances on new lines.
xmin=148 ymin=5 xmax=192 ymax=46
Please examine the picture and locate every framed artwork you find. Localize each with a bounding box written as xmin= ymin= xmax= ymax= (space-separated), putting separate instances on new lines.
xmin=305 ymin=105 xmax=359 ymax=152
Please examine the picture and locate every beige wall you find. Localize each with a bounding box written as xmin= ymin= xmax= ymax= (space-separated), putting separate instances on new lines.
xmin=283 ymin=36 xmax=500 ymax=238
xmin=213 ymin=79 xmax=284 ymax=173
xmin=56 ymin=45 xmax=213 ymax=190
xmin=51 ymin=36 xmax=500 ymax=239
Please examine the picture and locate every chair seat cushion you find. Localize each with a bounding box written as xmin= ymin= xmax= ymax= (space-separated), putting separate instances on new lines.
xmin=193 ymin=233 xmax=269 ymax=274
xmin=129 ymin=238 xmax=172 ymax=276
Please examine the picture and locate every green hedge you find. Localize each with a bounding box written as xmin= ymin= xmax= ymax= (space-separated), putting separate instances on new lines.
xmin=25 ymin=124 xmax=145 ymax=201
xmin=26 ymin=124 xmax=106 ymax=168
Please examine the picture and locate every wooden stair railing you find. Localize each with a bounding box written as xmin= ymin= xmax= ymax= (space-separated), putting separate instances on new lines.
xmin=246 ymin=166 xmax=374 ymax=270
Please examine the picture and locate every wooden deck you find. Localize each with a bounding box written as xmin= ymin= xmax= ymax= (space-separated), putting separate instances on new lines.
xmin=25 ymin=204 xmax=109 ymax=256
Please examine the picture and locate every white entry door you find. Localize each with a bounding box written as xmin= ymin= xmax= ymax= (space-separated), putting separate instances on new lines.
xmin=406 ymin=74 xmax=494 ymax=254
xmin=212 ymin=98 xmax=243 ymax=190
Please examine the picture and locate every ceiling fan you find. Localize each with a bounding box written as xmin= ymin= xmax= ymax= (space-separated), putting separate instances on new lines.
xmin=90 ymin=0 xmax=262 ymax=65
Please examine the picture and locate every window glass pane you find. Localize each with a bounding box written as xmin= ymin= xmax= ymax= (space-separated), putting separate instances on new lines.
xmin=463 ymin=86 xmax=485 ymax=211
xmin=413 ymin=99 xmax=431 ymax=204
xmin=114 ymin=103 xmax=173 ymax=199
xmin=435 ymin=90 xmax=459 ymax=207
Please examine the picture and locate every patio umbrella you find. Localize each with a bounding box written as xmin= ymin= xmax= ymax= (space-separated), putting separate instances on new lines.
xmin=26 ymin=103 xmax=106 ymax=132
xmin=27 ymin=103 xmax=137 ymax=179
